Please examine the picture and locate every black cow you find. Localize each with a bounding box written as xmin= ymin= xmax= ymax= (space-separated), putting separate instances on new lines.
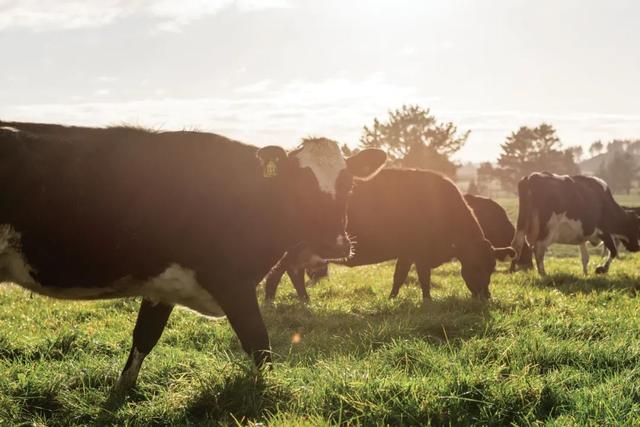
xmin=0 ymin=123 xmax=386 ymax=389
xmin=264 ymin=168 xmax=515 ymax=304
xmin=511 ymin=172 xmax=640 ymax=276
xmin=463 ymin=194 xmax=533 ymax=271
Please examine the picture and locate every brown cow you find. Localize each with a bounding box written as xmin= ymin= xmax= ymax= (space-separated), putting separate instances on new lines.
xmin=264 ymin=168 xmax=515 ymax=304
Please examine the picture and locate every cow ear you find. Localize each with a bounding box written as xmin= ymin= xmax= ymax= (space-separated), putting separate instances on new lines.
xmin=346 ymin=148 xmax=387 ymax=180
xmin=257 ymin=146 xmax=288 ymax=178
xmin=494 ymin=246 xmax=517 ymax=262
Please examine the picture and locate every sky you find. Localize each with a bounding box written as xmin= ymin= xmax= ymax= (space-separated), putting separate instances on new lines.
xmin=1 ymin=0 xmax=639 ymax=162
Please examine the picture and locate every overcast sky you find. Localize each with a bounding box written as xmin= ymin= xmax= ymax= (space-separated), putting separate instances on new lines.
xmin=1 ymin=0 xmax=639 ymax=161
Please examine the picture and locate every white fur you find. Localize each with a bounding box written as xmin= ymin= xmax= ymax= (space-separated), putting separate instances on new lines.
xmin=293 ymin=139 xmax=346 ymax=197
xmin=543 ymin=213 xmax=597 ymax=245
xmin=0 ymin=126 xmax=19 ymax=133
xmin=0 ymin=224 xmax=224 ymax=318
xmin=141 ymin=264 xmax=224 ymax=317
xmin=531 ymin=213 xmax=607 ymax=276
xmin=579 ymin=242 xmax=589 ymax=274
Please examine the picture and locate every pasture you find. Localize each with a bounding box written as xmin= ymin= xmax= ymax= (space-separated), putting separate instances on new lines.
xmin=2 ymin=198 xmax=640 ymax=425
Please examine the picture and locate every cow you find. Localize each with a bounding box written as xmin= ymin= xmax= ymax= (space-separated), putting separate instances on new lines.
xmin=511 ymin=172 xmax=640 ymax=276
xmin=0 ymin=123 xmax=386 ymax=390
xmin=263 ymin=168 xmax=515 ymax=304
xmin=463 ymin=194 xmax=533 ymax=271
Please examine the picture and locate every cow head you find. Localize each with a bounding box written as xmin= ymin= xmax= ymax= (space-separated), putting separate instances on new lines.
xmin=257 ymin=138 xmax=386 ymax=268
xmin=458 ymin=239 xmax=516 ymax=298
xmin=615 ymin=210 xmax=640 ymax=252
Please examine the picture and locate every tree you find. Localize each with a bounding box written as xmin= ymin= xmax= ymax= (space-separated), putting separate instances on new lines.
xmin=607 ymin=139 xmax=627 ymax=153
xmin=340 ymin=143 xmax=353 ymax=157
xmin=589 ymin=140 xmax=603 ymax=157
xmin=360 ymin=105 xmax=469 ymax=177
xmin=570 ymin=146 xmax=584 ymax=163
xmin=476 ymin=162 xmax=496 ymax=195
xmin=596 ymin=151 xmax=638 ymax=194
xmin=401 ymin=143 xmax=457 ymax=177
xmin=627 ymin=140 xmax=640 ymax=155
xmin=494 ymin=123 xmax=580 ymax=192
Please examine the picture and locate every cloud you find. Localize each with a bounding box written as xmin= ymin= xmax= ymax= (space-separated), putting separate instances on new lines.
xmin=0 ymin=0 xmax=291 ymax=32
xmin=0 ymin=75 xmax=429 ymax=147
xmin=0 ymin=0 xmax=129 ymax=31
xmin=3 ymin=75 xmax=639 ymax=162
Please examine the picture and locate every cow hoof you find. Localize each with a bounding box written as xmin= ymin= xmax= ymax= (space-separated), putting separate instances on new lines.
xmin=472 ymin=291 xmax=491 ymax=300
xmin=113 ymin=374 xmax=137 ymax=394
xmin=595 ymin=266 xmax=608 ymax=274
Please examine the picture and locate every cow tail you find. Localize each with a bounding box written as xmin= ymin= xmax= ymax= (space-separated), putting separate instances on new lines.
xmin=511 ymin=176 xmax=532 ymax=257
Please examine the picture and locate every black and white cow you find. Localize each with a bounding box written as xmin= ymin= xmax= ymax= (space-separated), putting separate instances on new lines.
xmin=0 ymin=123 xmax=386 ymax=389
xmin=264 ymin=168 xmax=515 ymax=304
xmin=511 ymin=172 xmax=640 ymax=276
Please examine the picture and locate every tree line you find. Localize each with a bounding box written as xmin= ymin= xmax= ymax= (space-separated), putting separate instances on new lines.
xmin=355 ymin=104 xmax=640 ymax=195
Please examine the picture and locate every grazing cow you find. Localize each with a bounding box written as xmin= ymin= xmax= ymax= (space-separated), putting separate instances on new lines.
xmin=0 ymin=123 xmax=386 ymax=389
xmin=264 ymin=168 xmax=515 ymax=303
xmin=463 ymin=194 xmax=533 ymax=271
xmin=511 ymin=172 xmax=640 ymax=276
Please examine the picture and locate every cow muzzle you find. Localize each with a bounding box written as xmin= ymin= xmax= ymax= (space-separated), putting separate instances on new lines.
xmin=289 ymin=234 xmax=353 ymax=268
xmin=319 ymin=234 xmax=353 ymax=262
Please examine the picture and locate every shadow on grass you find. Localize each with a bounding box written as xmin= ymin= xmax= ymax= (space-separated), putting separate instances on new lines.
xmin=184 ymin=370 xmax=290 ymax=424
xmin=98 ymin=368 xmax=290 ymax=425
xmin=531 ymin=272 xmax=640 ymax=295
xmin=261 ymin=294 xmax=493 ymax=358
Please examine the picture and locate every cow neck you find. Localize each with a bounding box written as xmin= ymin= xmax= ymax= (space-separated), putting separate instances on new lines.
xmin=260 ymin=175 xmax=300 ymax=253
xmin=608 ymin=203 xmax=632 ymax=234
xmin=452 ymin=200 xmax=487 ymax=255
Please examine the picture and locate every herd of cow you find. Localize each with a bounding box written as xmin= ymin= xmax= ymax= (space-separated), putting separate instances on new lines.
xmin=0 ymin=121 xmax=638 ymax=392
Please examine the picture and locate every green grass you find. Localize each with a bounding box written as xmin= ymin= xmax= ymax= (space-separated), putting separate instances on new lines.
xmin=3 ymin=256 xmax=640 ymax=426
xmin=2 ymin=196 xmax=640 ymax=426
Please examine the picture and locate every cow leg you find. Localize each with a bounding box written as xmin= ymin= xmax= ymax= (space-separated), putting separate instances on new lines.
xmin=289 ymin=268 xmax=309 ymax=303
xmin=217 ymin=285 xmax=271 ymax=368
xmin=115 ymin=299 xmax=174 ymax=390
xmin=533 ymin=243 xmax=548 ymax=276
xmin=415 ymin=260 xmax=432 ymax=304
xmin=389 ymin=258 xmax=412 ymax=299
xmin=264 ymin=261 xmax=288 ymax=302
xmin=579 ymin=242 xmax=589 ymax=275
xmin=596 ymin=234 xmax=618 ymax=274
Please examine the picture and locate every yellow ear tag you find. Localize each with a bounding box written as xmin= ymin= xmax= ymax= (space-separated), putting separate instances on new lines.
xmin=263 ymin=160 xmax=278 ymax=178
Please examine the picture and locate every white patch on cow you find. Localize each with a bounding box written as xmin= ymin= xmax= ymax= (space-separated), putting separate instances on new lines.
xmin=0 ymin=225 xmax=37 ymax=286
xmin=579 ymin=242 xmax=589 ymax=274
xmin=0 ymin=126 xmax=19 ymax=133
xmin=140 ymin=264 xmax=224 ymax=317
xmin=543 ymin=213 xmax=594 ymax=245
xmin=0 ymin=224 xmax=224 ymax=318
xmin=530 ymin=214 xmax=610 ymax=276
xmin=293 ymin=139 xmax=346 ymax=197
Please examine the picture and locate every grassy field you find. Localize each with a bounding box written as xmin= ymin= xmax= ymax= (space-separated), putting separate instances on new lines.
xmin=2 ymin=198 xmax=640 ymax=425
